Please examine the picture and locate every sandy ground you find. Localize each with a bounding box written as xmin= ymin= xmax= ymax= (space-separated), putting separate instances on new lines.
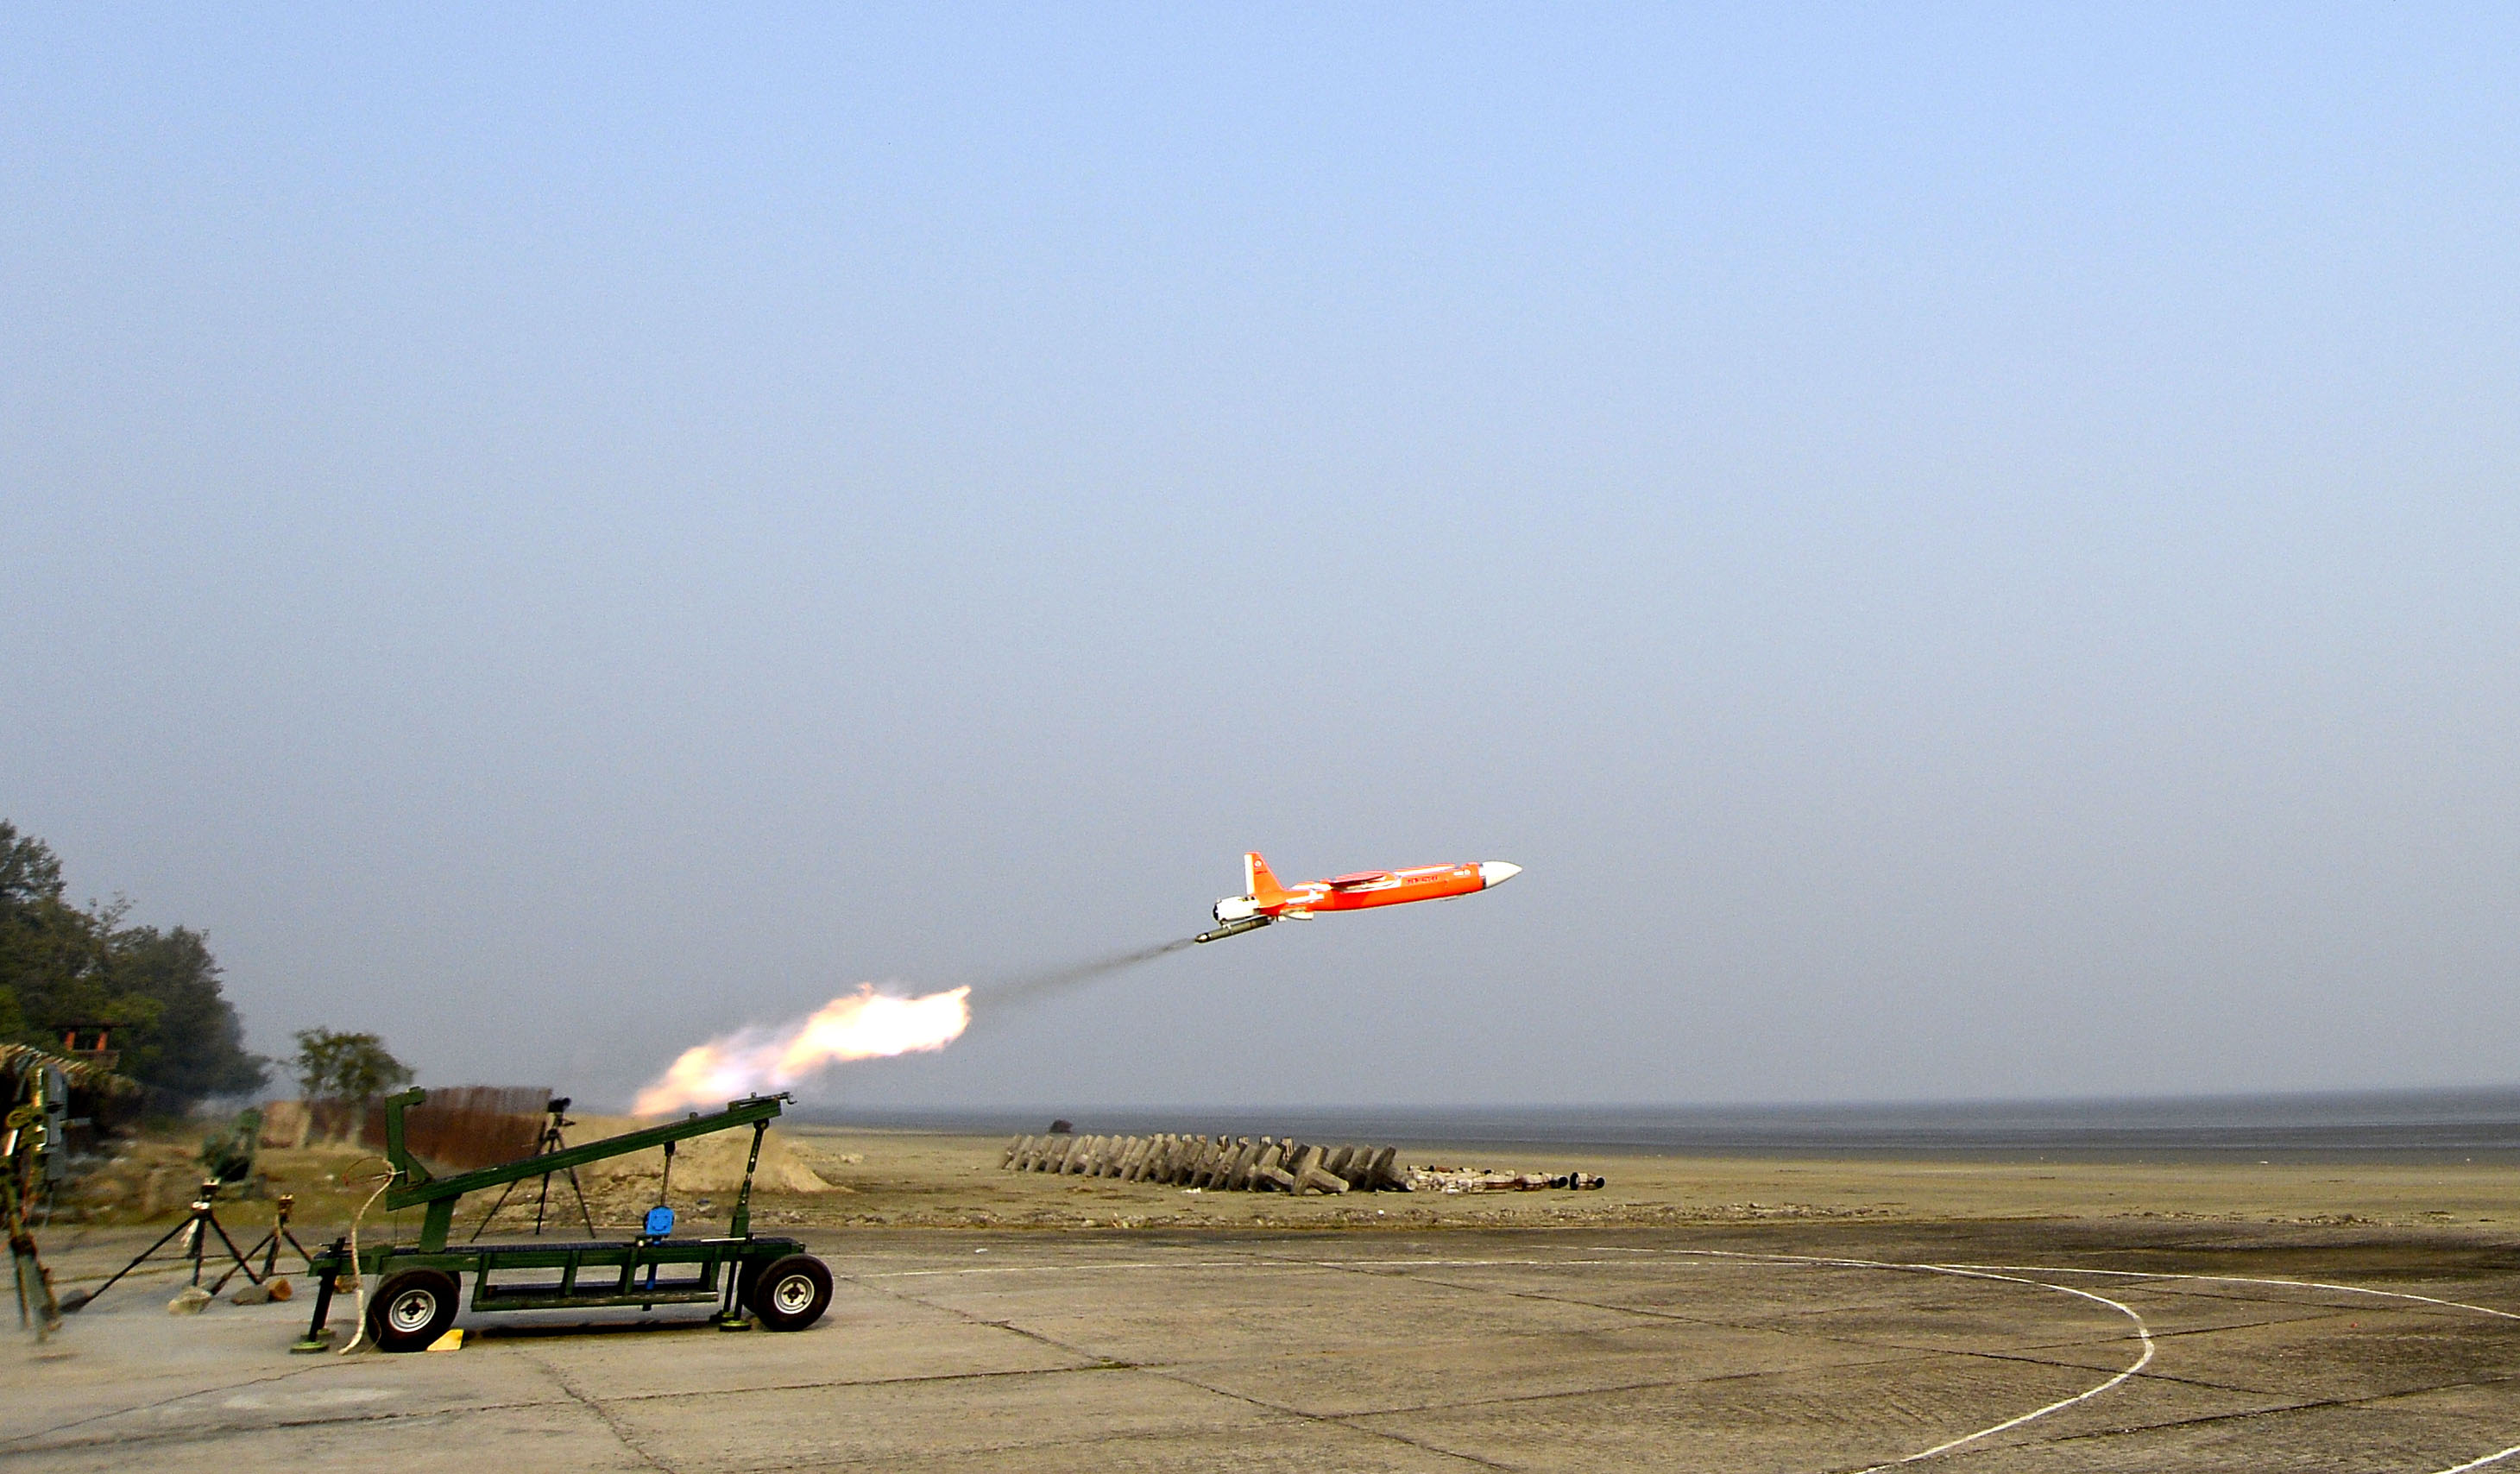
xmin=15 ymin=1132 xmax=2520 ymax=1471
xmin=57 ymin=1125 xmax=2520 ymax=1240
xmin=766 ymin=1127 xmax=2520 ymax=1234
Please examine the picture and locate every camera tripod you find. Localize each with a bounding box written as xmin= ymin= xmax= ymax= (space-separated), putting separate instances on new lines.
xmin=469 ymin=1098 xmax=596 ymax=1240
xmin=60 ymin=1180 xmax=261 ymax=1312
xmin=205 ymin=1193 xmax=315 ymax=1296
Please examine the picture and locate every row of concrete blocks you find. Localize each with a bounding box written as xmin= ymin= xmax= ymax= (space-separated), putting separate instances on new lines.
xmin=1000 ymin=1133 xmax=1409 ymax=1193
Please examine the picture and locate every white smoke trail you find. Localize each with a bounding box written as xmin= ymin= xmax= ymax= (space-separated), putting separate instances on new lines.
xmin=633 ymin=983 xmax=971 ymax=1114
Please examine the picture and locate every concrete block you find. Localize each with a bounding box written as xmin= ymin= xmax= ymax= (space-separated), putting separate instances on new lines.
xmin=1224 ymin=1138 xmax=1259 ymax=1190
xmin=1290 ymin=1144 xmax=1349 ymax=1194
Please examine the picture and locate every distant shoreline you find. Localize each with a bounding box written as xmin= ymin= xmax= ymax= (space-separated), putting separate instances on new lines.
xmin=786 ymin=1086 xmax=2520 ymax=1164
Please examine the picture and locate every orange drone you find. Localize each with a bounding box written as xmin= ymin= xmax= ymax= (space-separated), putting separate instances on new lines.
xmin=1195 ymin=852 xmax=1522 ymax=943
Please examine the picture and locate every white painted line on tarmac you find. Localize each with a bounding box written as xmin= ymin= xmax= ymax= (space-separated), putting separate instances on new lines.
xmin=1928 ymin=1261 xmax=2520 ymax=1474
xmin=1929 ymin=1260 xmax=2520 ymax=1321
xmin=1597 ymin=1244 xmax=2520 ymax=1474
xmin=860 ymin=1244 xmax=2520 ymax=1472
xmin=1846 ymin=1267 xmax=2153 ymax=1471
xmin=1590 ymin=1248 xmax=2153 ymax=1471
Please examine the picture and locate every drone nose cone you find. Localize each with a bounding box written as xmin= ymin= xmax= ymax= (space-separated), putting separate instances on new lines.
xmin=1479 ymin=861 xmax=1522 ymax=888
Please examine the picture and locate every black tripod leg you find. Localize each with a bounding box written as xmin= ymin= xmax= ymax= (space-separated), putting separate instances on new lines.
xmin=66 ymin=1217 xmax=195 ymax=1309
xmin=207 ymin=1231 xmax=277 ymax=1294
xmin=209 ymin=1224 xmax=286 ymax=1289
xmin=205 ymin=1213 xmax=262 ymax=1284
xmin=565 ymin=1165 xmax=595 ymax=1236
xmin=471 ymin=1176 xmax=525 ymax=1243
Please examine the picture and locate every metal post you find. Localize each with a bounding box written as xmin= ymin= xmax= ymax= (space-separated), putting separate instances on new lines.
xmin=730 ymin=1119 xmax=766 ymax=1240
xmin=715 ymin=1119 xmax=772 ymax=1330
xmin=291 ymin=1237 xmax=345 ymax=1352
xmin=186 ymin=1186 xmax=209 ymax=1287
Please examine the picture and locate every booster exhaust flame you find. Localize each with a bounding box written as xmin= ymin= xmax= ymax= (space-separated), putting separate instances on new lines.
xmin=632 ymin=937 xmax=1195 ymax=1112
xmin=633 ymin=984 xmax=971 ymax=1114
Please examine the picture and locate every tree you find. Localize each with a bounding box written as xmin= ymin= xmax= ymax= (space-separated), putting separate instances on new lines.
xmin=0 ymin=821 xmax=268 ymax=1112
xmin=293 ymin=1028 xmax=413 ymax=1118
xmin=0 ymin=822 xmax=116 ymax=1049
xmin=106 ymin=923 xmax=268 ymax=1105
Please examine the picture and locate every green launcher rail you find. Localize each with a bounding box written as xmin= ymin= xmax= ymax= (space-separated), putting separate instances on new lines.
xmin=382 ymin=1087 xmax=790 ymax=1250
xmin=294 ymin=1087 xmax=835 ymax=1351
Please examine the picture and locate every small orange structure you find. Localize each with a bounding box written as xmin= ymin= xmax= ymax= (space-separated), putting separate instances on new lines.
xmin=55 ymin=1024 xmax=119 ymax=1071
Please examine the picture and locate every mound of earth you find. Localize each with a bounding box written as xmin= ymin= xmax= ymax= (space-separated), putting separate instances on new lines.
xmin=562 ymin=1116 xmax=836 ymax=1194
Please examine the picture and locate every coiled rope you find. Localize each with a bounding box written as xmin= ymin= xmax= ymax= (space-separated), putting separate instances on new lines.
xmin=333 ymin=1158 xmax=395 ymax=1355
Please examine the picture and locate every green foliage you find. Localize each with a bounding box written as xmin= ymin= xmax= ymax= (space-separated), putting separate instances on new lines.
xmin=108 ymin=923 xmax=268 ymax=1102
xmin=292 ymin=1028 xmax=413 ymax=1108
xmin=198 ymin=1106 xmax=262 ymax=1182
xmin=0 ymin=821 xmax=268 ymax=1111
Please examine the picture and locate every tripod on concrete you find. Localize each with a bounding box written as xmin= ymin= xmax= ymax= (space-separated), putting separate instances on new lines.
xmin=469 ymin=1098 xmax=596 ymax=1240
xmin=205 ymin=1193 xmax=316 ymax=1297
xmin=60 ymin=1180 xmax=260 ymax=1312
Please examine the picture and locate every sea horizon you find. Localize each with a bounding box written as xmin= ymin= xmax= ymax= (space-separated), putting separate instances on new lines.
xmin=789 ymin=1084 xmax=2520 ymax=1163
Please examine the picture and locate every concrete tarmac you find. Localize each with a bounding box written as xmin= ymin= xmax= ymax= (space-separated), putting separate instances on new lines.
xmin=10 ymin=1222 xmax=2520 ymax=1471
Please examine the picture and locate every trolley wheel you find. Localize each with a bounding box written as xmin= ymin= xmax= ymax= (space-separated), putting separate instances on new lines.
xmin=745 ymin=1254 xmax=831 ymax=1331
xmin=368 ymin=1268 xmax=461 ymax=1352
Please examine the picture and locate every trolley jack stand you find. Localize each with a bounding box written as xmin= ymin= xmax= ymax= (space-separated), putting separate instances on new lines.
xmin=290 ymin=1235 xmax=350 ymax=1352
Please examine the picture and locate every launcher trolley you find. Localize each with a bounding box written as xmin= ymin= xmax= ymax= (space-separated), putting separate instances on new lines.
xmin=293 ymin=1088 xmax=832 ymax=1352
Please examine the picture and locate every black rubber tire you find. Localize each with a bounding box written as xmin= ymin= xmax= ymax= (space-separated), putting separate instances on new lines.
xmin=368 ymin=1268 xmax=461 ymax=1352
xmin=745 ymin=1253 xmax=831 ymax=1331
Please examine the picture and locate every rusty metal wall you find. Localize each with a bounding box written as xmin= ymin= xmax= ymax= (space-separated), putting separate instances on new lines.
xmin=356 ymin=1086 xmax=551 ymax=1170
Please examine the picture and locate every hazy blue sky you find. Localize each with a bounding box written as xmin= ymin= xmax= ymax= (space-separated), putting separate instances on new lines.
xmin=5 ymin=7 xmax=2515 ymax=1111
